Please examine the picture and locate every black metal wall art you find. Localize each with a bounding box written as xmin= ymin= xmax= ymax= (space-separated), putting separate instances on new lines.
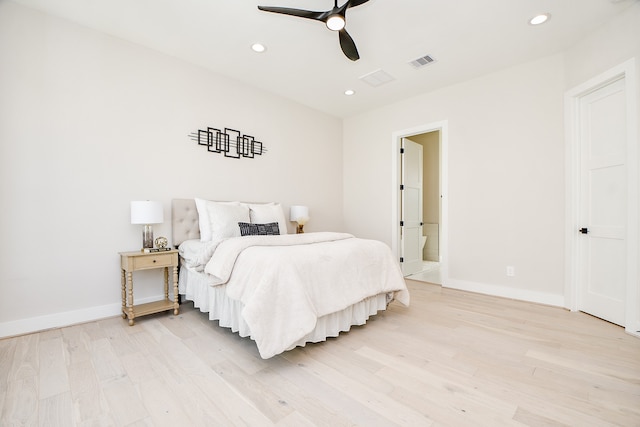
xmin=188 ymin=127 xmax=268 ymax=159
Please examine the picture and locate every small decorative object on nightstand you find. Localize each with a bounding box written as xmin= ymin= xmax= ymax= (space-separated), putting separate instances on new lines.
xmin=119 ymin=249 xmax=179 ymax=326
xmin=155 ymin=236 xmax=168 ymax=248
xmin=142 ymin=236 xmax=170 ymax=253
xmin=290 ymin=205 xmax=309 ymax=234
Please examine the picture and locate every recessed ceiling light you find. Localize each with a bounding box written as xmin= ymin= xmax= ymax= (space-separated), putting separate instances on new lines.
xmin=251 ymin=43 xmax=266 ymax=53
xmin=529 ymin=13 xmax=551 ymax=25
xmin=344 ymin=89 xmax=355 ymax=96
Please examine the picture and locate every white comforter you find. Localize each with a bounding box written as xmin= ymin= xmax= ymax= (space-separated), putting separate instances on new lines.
xmin=202 ymin=232 xmax=409 ymax=358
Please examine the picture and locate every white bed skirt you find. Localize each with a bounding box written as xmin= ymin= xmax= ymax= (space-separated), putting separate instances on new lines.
xmin=179 ymin=266 xmax=390 ymax=352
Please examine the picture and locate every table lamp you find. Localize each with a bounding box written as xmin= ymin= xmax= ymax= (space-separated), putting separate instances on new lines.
xmin=290 ymin=205 xmax=309 ymax=234
xmin=131 ymin=201 xmax=164 ymax=250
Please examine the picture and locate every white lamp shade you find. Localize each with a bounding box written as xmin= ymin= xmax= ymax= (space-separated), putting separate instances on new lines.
xmin=131 ymin=201 xmax=164 ymax=224
xmin=290 ymin=205 xmax=309 ymax=223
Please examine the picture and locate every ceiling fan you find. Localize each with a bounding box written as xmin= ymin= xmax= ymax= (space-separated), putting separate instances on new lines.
xmin=257 ymin=0 xmax=370 ymax=61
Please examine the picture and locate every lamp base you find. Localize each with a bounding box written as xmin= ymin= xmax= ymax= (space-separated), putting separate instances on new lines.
xmin=142 ymin=224 xmax=154 ymax=249
xmin=296 ymin=224 xmax=304 ymax=234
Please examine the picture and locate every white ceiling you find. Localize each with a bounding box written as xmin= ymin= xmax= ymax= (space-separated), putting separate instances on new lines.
xmin=10 ymin=0 xmax=637 ymax=118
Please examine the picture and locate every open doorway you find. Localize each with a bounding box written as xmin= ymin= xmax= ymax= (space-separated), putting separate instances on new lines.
xmin=391 ymin=121 xmax=448 ymax=286
xmin=404 ymin=132 xmax=441 ymax=283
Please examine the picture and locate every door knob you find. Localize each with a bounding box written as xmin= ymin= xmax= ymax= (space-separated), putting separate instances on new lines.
xmin=579 ymin=227 xmax=589 ymax=234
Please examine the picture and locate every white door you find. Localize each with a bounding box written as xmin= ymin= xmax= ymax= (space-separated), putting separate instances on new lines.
xmin=401 ymin=138 xmax=423 ymax=276
xmin=578 ymin=77 xmax=627 ymax=326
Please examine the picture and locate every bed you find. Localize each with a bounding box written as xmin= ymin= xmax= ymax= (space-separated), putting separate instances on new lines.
xmin=172 ymin=198 xmax=409 ymax=359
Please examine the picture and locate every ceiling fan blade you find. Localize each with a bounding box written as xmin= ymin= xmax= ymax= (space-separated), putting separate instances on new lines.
xmin=338 ymin=29 xmax=360 ymax=61
xmin=348 ymin=0 xmax=370 ymax=8
xmin=257 ymin=6 xmax=325 ymax=21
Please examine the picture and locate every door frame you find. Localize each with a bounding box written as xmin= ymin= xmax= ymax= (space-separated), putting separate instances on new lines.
xmin=391 ymin=121 xmax=448 ymax=283
xmin=564 ymin=58 xmax=639 ymax=336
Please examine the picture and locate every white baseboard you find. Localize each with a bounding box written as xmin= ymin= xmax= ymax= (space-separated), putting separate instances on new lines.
xmin=626 ymin=320 xmax=640 ymax=338
xmin=627 ymin=328 xmax=640 ymax=338
xmin=444 ymin=278 xmax=566 ymax=308
xmin=0 ymin=295 xmax=168 ymax=339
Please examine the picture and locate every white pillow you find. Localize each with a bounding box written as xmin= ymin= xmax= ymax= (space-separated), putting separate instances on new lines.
xmin=206 ymin=201 xmax=250 ymax=240
xmin=195 ymin=198 xmax=240 ymax=241
xmin=194 ymin=198 xmax=212 ymax=241
xmin=246 ymin=202 xmax=288 ymax=235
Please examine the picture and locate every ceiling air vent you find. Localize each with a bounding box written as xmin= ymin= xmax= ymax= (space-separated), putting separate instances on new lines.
xmin=359 ymin=69 xmax=396 ymax=87
xmin=409 ymin=54 xmax=436 ymax=69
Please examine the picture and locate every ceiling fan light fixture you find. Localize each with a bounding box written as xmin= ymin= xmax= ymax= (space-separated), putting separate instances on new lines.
xmin=326 ymin=14 xmax=346 ymax=31
xmin=257 ymin=0 xmax=369 ymax=60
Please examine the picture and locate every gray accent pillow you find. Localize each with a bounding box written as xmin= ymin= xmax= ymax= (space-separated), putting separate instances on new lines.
xmin=238 ymin=222 xmax=280 ymax=236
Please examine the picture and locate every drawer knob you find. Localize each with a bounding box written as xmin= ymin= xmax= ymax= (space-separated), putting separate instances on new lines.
xmin=153 ymin=259 xmax=156 ymax=263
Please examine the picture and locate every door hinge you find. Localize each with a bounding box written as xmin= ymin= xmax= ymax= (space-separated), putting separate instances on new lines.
xmin=400 ymin=184 xmax=404 ymax=190
xmin=400 ymin=257 xmax=404 ymax=263
xmin=400 ymin=221 xmax=404 ymax=226
xmin=400 ymin=148 xmax=405 ymax=154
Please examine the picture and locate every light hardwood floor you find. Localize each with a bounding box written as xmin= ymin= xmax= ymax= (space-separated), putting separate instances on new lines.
xmin=1 ymin=280 xmax=639 ymax=426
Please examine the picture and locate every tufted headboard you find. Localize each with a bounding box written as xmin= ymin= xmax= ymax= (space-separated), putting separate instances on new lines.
xmin=172 ymin=199 xmax=200 ymax=247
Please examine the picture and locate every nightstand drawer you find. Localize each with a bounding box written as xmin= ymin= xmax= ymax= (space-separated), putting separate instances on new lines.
xmin=133 ymin=254 xmax=174 ymax=269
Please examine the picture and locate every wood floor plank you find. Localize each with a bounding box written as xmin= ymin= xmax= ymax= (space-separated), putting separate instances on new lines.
xmin=187 ymin=369 xmax=276 ymax=426
xmin=61 ymin=324 xmax=93 ymax=366
xmin=297 ymin=341 xmax=395 ymax=394
xmin=1 ymin=376 xmax=38 ymax=426
xmin=0 ymin=392 xmax=4 ymax=422
xmin=39 ymin=391 xmax=74 ymax=427
xmin=138 ymin=377 xmax=193 ymax=426
xmin=67 ymin=359 xmax=113 ymax=424
xmin=102 ymin=378 xmax=149 ymax=426
xmin=90 ymin=337 xmax=128 ymax=384
xmin=268 ymin=353 xmax=401 ymax=427
xmin=365 ymin=347 xmax=519 ymax=423
xmin=282 ymin=348 xmax=434 ymax=426
xmin=252 ymin=364 xmax=357 ymax=427
xmin=38 ymin=337 xmax=69 ymax=400
xmin=275 ymin=410 xmax=319 ymax=427
xmin=211 ymin=359 xmax=295 ymax=423
xmin=0 ymin=338 xmax=16 ymax=394
xmin=8 ymin=334 xmax=39 ymax=382
xmin=512 ymin=407 xmax=570 ymax=427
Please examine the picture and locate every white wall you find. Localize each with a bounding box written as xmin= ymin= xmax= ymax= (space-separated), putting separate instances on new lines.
xmin=344 ymin=54 xmax=567 ymax=305
xmin=564 ymin=3 xmax=640 ymax=91
xmin=0 ymin=2 xmax=343 ymax=336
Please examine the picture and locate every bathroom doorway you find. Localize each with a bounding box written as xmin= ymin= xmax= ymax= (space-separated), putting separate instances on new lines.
xmin=406 ymin=131 xmax=441 ymax=283
xmin=392 ymin=121 xmax=448 ymax=286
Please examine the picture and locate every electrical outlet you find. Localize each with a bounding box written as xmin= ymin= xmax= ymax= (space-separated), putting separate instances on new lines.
xmin=506 ymin=266 xmax=515 ymax=277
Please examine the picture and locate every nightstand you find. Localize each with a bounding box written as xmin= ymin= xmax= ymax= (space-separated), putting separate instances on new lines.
xmin=119 ymin=250 xmax=179 ymax=325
